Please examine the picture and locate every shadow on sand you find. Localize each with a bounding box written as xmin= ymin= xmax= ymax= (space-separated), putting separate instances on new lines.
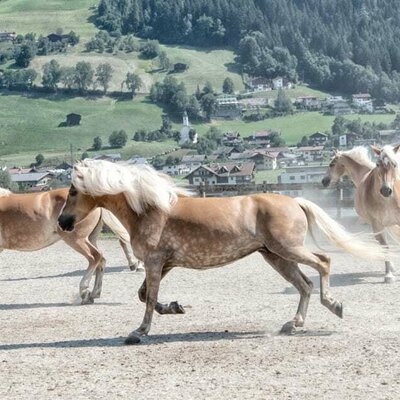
xmin=282 ymin=271 xmax=386 ymax=295
xmin=0 ymin=302 xmax=123 ymax=311
xmin=0 ymin=266 xmax=130 ymax=282
xmin=0 ymin=330 xmax=267 ymax=350
xmin=0 ymin=328 xmax=338 ymax=351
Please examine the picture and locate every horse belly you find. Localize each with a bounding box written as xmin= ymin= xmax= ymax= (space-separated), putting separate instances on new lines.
xmin=0 ymin=220 xmax=59 ymax=251
xmin=171 ymin=237 xmax=261 ymax=269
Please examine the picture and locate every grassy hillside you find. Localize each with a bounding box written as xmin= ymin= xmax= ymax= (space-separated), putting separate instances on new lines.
xmin=0 ymin=92 xmax=173 ymax=160
xmin=0 ymin=0 xmax=97 ymax=39
xmin=193 ymin=112 xmax=397 ymax=144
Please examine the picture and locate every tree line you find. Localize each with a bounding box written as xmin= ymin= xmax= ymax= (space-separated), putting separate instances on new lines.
xmin=95 ymin=0 xmax=400 ymax=101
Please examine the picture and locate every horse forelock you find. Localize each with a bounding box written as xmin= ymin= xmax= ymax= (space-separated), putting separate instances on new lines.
xmin=380 ymin=145 xmax=400 ymax=178
xmin=72 ymin=160 xmax=191 ymax=214
xmin=0 ymin=187 xmax=11 ymax=197
xmin=339 ymin=147 xmax=375 ymax=169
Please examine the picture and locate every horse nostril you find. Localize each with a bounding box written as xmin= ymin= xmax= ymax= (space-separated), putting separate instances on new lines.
xmin=380 ymin=186 xmax=392 ymax=197
xmin=322 ymin=176 xmax=331 ymax=187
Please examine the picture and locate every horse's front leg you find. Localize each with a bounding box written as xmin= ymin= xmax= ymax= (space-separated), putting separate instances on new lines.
xmin=372 ymin=224 xmax=395 ymax=284
xmin=138 ymin=266 xmax=185 ymax=315
xmin=125 ymin=263 xmax=164 ymax=345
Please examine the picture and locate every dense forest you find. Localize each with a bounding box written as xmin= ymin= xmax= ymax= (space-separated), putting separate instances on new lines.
xmin=96 ymin=0 xmax=400 ymax=101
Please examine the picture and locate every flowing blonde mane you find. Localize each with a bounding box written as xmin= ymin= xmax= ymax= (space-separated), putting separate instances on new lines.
xmin=72 ymin=160 xmax=191 ymax=214
xmin=0 ymin=187 xmax=11 ymax=197
xmin=339 ymin=147 xmax=375 ymax=169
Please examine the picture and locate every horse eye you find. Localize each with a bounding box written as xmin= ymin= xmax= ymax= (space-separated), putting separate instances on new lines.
xmin=69 ymin=187 xmax=78 ymax=196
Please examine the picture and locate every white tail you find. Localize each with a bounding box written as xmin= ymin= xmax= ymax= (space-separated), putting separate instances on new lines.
xmin=295 ymin=197 xmax=392 ymax=261
xmin=101 ymin=209 xmax=130 ymax=244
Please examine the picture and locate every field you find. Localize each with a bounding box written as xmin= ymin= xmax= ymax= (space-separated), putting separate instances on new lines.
xmin=194 ymin=111 xmax=398 ymax=143
xmin=0 ymin=92 xmax=178 ymax=164
xmin=1 ymin=230 xmax=400 ymax=399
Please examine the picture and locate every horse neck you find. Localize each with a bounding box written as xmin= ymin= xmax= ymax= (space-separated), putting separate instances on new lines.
xmin=97 ymin=193 xmax=138 ymax=237
xmin=341 ymin=155 xmax=372 ymax=187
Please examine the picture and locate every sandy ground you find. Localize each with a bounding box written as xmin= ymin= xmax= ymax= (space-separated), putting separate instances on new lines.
xmin=1 ymin=238 xmax=400 ymax=399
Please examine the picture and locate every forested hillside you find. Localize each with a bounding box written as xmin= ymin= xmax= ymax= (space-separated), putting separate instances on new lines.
xmin=96 ymin=0 xmax=400 ymax=101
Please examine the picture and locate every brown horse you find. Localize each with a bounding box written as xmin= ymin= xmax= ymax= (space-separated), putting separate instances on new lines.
xmin=0 ymin=187 xmax=142 ymax=304
xmin=58 ymin=160 xmax=392 ymax=344
xmin=322 ymin=145 xmax=400 ymax=283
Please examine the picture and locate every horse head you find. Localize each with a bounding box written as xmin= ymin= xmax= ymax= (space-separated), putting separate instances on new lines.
xmin=322 ymin=149 xmax=345 ymax=187
xmin=372 ymin=144 xmax=400 ymax=198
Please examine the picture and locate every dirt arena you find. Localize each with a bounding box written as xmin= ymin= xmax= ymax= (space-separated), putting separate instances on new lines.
xmin=1 ymin=237 xmax=400 ymax=399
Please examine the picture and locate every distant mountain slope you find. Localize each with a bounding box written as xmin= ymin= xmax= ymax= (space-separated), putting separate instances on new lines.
xmin=96 ymin=0 xmax=400 ymax=100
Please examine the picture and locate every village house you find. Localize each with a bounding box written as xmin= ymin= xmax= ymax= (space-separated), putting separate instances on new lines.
xmin=229 ymin=150 xmax=278 ymax=170
xmin=294 ymin=146 xmax=325 ymax=162
xmin=244 ymin=130 xmax=275 ymax=147
xmin=296 ymin=96 xmax=321 ymax=110
xmin=185 ymin=162 xmax=255 ymax=186
xmin=308 ymin=132 xmax=328 ymax=146
xmin=278 ymin=165 xmax=328 ymax=184
xmin=173 ymin=63 xmax=188 ymax=73
xmin=212 ymin=146 xmax=239 ymax=160
xmin=352 ymin=93 xmax=372 ymax=107
xmin=179 ymin=111 xmax=198 ymax=145
xmin=181 ymin=154 xmax=208 ymax=171
xmin=272 ymin=77 xmax=284 ymax=90
xmin=378 ymin=130 xmax=399 ymax=143
xmin=93 ymin=153 xmax=121 ymax=162
xmin=47 ymin=33 xmax=70 ymax=43
xmin=127 ymin=156 xmax=148 ymax=165
xmin=66 ymin=113 xmax=81 ymax=126
xmin=161 ymin=164 xmax=190 ymax=176
xmin=221 ymin=132 xmax=242 ymax=147
xmin=0 ymin=32 xmax=16 ymax=42
xmin=247 ymin=77 xmax=271 ymax=92
xmin=10 ymin=171 xmax=53 ymax=190
xmin=323 ymin=96 xmax=352 ymax=115
xmin=213 ymin=95 xmax=241 ymax=119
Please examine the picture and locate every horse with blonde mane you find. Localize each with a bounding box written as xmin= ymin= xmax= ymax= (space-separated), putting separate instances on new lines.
xmin=58 ymin=160 xmax=392 ymax=344
xmin=322 ymin=145 xmax=400 ymax=283
xmin=0 ymin=187 xmax=143 ymax=304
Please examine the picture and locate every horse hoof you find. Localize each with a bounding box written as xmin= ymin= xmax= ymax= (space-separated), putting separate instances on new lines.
xmin=280 ymin=321 xmax=296 ymax=335
xmin=384 ymin=275 xmax=396 ymax=284
xmin=81 ymin=293 xmax=94 ymax=305
xmin=335 ymin=302 xmax=344 ymax=319
xmin=170 ymin=301 xmax=185 ymax=314
xmin=125 ymin=334 xmax=141 ymax=345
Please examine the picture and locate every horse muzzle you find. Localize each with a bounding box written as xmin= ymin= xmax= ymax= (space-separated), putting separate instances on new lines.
xmin=58 ymin=214 xmax=76 ymax=232
xmin=321 ymin=176 xmax=331 ymax=187
xmin=380 ymin=185 xmax=393 ymax=198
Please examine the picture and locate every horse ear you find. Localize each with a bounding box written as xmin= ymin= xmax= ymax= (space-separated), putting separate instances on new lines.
xmin=370 ymin=145 xmax=382 ymax=156
xmin=393 ymin=144 xmax=400 ymax=154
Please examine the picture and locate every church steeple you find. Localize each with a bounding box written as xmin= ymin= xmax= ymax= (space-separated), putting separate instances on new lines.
xmin=183 ymin=110 xmax=189 ymax=127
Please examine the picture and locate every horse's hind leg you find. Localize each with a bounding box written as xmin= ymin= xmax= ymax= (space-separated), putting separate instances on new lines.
xmin=270 ymin=245 xmax=343 ymax=320
xmin=260 ymin=249 xmax=313 ymax=334
xmin=138 ymin=266 xmax=185 ymax=315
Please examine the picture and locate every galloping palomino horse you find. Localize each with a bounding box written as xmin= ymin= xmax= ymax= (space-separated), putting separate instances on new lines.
xmin=58 ymin=160 xmax=392 ymax=344
xmin=322 ymin=145 xmax=400 ymax=283
xmin=0 ymin=187 xmax=143 ymax=304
